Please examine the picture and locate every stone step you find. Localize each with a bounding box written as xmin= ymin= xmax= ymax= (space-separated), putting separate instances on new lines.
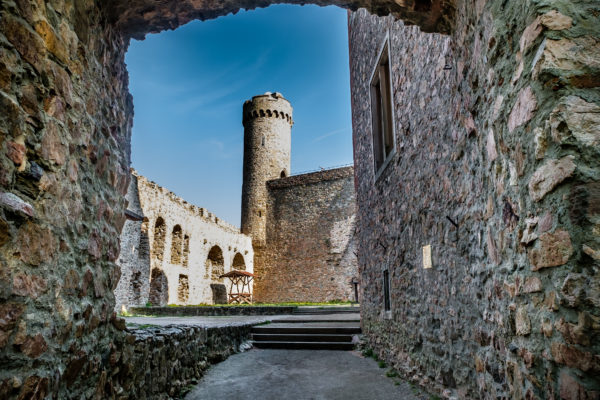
xmin=252 ymin=325 xmax=361 ymax=335
xmin=252 ymin=341 xmax=355 ymax=350
xmin=292 ymin=307 xmax=360 ymax=314
xmin=269 ymin=318 xmax=360 ymax=323
xmin=252 ymin=333 xmax=354 ymax=342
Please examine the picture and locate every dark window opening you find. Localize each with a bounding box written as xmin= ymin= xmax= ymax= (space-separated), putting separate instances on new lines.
xmin=383 ymin=269 xmax=391 ymax=312
xmin=280 ymin=170 xmax=287 ymax=178
xmin=370 ymin=41 xmax=395 ymax=175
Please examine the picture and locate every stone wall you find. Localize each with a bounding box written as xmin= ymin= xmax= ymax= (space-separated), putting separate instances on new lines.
xmin=0 ymin=0 xmax=133 ymax=398
xmin=116 ymin=323 xmax=252 ymax=399
xmin=114 ymin=173 xmax=150 ymax=311
xmin=128 ymin=171 xmax=254 ymax=307
xmin=254 ymin=166 xmax=358 ymax=302
xmin=349 ymin=3 xmax=599 ymax=399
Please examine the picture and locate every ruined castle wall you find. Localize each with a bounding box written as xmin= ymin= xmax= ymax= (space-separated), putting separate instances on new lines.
xmin=114 ymin=173 xmax=150 ymax=311
xmin=254 ymin=167 xmax=358 ymax=302
xmin=350 ymin=3 xmax=599 ymax=398
xmin=135 ymin=172 xmax=254 ymax=306
xmin=0 ymin=1 xmax=133 ymax=398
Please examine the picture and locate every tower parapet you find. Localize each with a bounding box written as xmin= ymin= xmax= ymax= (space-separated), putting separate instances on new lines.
xmin=241 ymin=92 xmax=293 ymax=246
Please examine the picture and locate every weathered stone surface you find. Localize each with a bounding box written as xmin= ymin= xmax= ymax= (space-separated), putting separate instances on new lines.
xmin=12 ymin=274 xmax=47 ymax=299
xmin=40 ymin=121 xmax=66 ymax=166
xmin=528 ymin=156 xmax=576 ymax=202
xmin=560 ymin=371 xmax=600 ymax=400
xmin=529 ymin=230 xmax=573 ymax=270
xmin=550 ymin=96 xmax=600 ymax=147
xmin=552 ymin=342 xmax=600 ymax=373
xmin=17 ymin=376 xmax=48 ymax=400
xmin=515 ymin=307 xmax=531 ymax=336
xmin=540 ymin=10 xmax=572 ymax=31
xmin=19 ymin=334 xmax=47 ymax=358
xmin=6 ymin=141 xmax=25 ymax=166
xmin=536 ymin=37 xmax=600 ymax=76
xmin=522 ymin=276 xmax=542 ymax=293
xmin=0 ymin=14 xmax=46 ymax=72
xmin=508 ymin=87 xmax=537 ymax=133
xmin=16 ymin=223 xmax=56 ymax=266
xmin=0 ymin=303 xmax=25 ymax=347
xmin=0 ymin=192 xmax=34 ymax=217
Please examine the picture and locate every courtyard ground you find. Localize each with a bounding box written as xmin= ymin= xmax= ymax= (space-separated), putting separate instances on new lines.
xmin=184 ymin=348 xmax=427 ymax=400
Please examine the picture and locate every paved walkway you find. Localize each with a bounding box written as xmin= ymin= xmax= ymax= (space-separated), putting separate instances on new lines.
xmin=184 ymin=349 xmax=426 ymax=400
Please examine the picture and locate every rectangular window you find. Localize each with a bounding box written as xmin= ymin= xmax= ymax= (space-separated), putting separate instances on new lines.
xmin=383 ymin=269 xmax=391 ymax=312
xmin=370 ymin=40 xmax=395 ymax=178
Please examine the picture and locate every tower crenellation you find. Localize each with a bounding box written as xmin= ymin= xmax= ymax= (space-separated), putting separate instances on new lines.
xmin=241 ymin=92 xmax=293 ymax=246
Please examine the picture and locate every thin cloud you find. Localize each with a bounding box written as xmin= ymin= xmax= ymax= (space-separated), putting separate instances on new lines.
xmin=312 ymin=127 xmax=350 ymax=142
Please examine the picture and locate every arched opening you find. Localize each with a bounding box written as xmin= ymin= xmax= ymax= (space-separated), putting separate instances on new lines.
xmin=170 ymin=224 xmax=183 ymax=264
xmin=148 ymin=268 xmax=168 ymax=306
xmin=177 ymin=274 xmax=189 ymax=302
xmin=152 ymin=217 xmax=166 ymax=261
xmin=206 ymin=245 xmax=224 ymax=282
xmin=139 ymin=217 xmax=150 ymax=260
xmin=280 ymin=170 xmax=287 ymax=178
xmin=232 ymin=253 xmax=246 ymax=271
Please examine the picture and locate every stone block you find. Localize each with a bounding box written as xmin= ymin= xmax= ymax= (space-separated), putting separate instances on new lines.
xmin=508 ymin=86 xmax=537 ymax=133
xmin=16 ymin=223 xmax=56 ymax=266
xmin=515 ymin=306 xmax=531 ymax=335
xmin=529 ymin=229 xmax=573 ymax=270
xmin=550 ymin=96 xmax=600 ymax=147
xmin=528 ymin=156 xmax=576 ymax=202
xmin=0 ymin=192 xmax=34 ymax=217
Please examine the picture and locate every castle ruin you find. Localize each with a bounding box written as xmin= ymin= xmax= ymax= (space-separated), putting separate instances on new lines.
xmin=0 ymin=0 xmax=598 ymax=398
xmin=114 ymin=92 xmax=358 ymax=308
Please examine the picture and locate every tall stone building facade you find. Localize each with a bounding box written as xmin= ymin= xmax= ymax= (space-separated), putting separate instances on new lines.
xmin=114 ymin=171 xmax=253 ymax=308
xmin=241 ymin=93 xmax=359 ymax=302
xmin=349 ymin=5 xmax=599 ymax=399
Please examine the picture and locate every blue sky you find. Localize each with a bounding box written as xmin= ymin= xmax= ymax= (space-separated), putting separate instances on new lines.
xmin=126 ymin=5 xmax=352 ymax=226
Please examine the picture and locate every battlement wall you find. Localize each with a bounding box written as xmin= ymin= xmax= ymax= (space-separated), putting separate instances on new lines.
xmin=115 ymin=171 xmax=253 ymax=309
xmin=267 ymin=166 xmax=354 ymax=189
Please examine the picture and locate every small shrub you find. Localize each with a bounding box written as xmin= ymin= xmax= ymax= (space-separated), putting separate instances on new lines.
xmin=385 ymin=369 xmax=397 ymax=378
xmin=145 ymin=302 xmax=152 ymax=307
xmin=378 ymin=360 xmax=386 ymax=368
xmin=362 ymin=348 xmax=374 ymax=358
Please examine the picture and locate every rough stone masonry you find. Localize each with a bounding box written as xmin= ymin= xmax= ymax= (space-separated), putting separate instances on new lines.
xmin=0 ymin=0 xmax=597 ymax=399
xmin=349 ymin=2 xmax=599 ymax=399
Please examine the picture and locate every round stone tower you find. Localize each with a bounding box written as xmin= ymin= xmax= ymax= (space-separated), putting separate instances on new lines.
xmin=241 ymin=92 xmax=293 ymax=246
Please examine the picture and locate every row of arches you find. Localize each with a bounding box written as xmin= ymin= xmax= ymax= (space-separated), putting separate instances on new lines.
xmin=146 ymin=215 xmax=248 ymax=305
xmin=151 ymin=217 xmax=190 ymax=266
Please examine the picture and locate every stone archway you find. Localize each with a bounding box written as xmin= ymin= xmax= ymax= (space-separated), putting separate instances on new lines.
xmin=149 ymin=268 xmax=169 ymax=306
xmin=206 ymin=245 xmax=225 ymax=282
xmin=232 ymin=252 xmax=246 ymax=271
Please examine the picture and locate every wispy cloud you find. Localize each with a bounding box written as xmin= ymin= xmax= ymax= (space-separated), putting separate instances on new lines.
xmin=312 ymin=127 xmax=350 ymax=143
xmin=170 ymin=48 xmax=273 ymax=114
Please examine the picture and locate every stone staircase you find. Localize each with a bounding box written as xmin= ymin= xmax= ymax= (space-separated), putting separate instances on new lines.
xmin=251 ymin=306 xmax=361 ymax=350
